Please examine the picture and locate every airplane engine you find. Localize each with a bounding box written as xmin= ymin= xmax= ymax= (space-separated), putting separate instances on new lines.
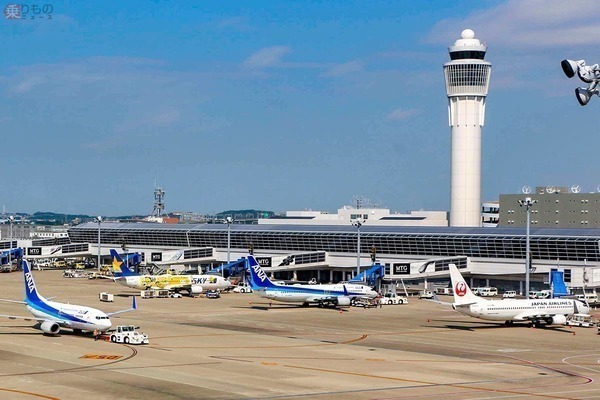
xmin=336 ymin=296 xmax=351 ymax=307
xmin=546 ymin=315 xmax=567 ymax=325
xmin=190 ymin=285 xmax=203 ymax=295
xmin=40 ymin=320 xmax=60 ymax=335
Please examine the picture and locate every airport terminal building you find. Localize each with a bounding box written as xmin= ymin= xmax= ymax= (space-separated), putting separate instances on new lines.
xmin=30 ymin=222 xmax=598 ymax=293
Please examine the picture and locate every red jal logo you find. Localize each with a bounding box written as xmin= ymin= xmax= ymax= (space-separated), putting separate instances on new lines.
xmin=455 ymin=282 xmax=467 ymax=297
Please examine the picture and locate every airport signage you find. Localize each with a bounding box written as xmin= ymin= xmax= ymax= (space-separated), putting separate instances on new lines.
xmin=27 ymin=247 xmax=42 ymax=256
xmin=151 ymin=253 xmax=162 ymax=262
xmin=256 ymin=257 xmax=272 ymax=268
xmin=393 ymin=263 xmax=410 ymax=275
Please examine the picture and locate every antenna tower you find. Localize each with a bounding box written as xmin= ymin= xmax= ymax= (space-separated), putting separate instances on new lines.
xmin=152 ymin=184 xmax=165 ymax=217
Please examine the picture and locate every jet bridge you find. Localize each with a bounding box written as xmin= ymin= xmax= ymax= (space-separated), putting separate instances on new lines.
xmin=349 ymin=264 xmax=384 ymax=287
xmin=0 ymin=247 xmax=23 ymax=265
xmin=205 ymin=258 xmax=247 ymax=278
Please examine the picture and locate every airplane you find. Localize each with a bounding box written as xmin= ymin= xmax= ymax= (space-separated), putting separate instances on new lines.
xmin=110 ymin=249 xmax=231 ymax=295
xmin=245 ymin=255 xmax=378 ymax=307
xmin=447 ymin=263 xmax=590 ymax=327
xmin=0 ymin=259 xmax=136 ymax=335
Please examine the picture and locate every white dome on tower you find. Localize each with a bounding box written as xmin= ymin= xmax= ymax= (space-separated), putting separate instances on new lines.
xmin=461 ymin=29 xmax=475 ymax=39
xmin=452 ymin=29 xmax=482 ymax=47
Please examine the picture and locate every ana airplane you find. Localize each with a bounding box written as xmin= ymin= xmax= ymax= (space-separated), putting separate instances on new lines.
xmin=0 ymin=259 xmax=136 ymax=335
xmin=246 ymin=255 xmax=377 ymax=307
xmin=110 ymin=249 xmax=231 ymax=295
xmin=448 ymin=263 xmax=589 ymax=327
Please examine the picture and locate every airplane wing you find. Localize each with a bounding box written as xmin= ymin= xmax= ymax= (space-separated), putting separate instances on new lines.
xmin=514 ymin=312 xmax=555 ymax=321
xmin=306 ymin=295 xmax=339 ymax=303
xmin=106 ymin=297 xmax=137 ymax=317
xmin=0 ymin=314 xmax=69 ymax=325
xmin=145 ymin=283 xmax=188 ymax=291
xmin=422 ymin=294 xmax=466 ymax=307
xmin=0 ymin=298 xmax=26 ymax=305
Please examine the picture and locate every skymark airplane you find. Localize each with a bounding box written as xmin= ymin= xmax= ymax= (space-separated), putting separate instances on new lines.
xmin=111 ymin=249 xmax=231 ymax=295
xmin=0 ymin=260 xmax=136 ymax=335
xmin=246 ymin=255 xmax=377 ymax=307
xmin=448 ymin=264 xmax=589 ymax=327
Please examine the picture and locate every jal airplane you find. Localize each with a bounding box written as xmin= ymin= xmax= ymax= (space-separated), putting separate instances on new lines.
xmin=448 ymin=264 xmax=589 ymax=327
xmin=246 ymin=255 xmax=377 ymax=307
xmin=110 ymin=249 xmax=231 ymax=295
xmin=0 ymin=259 xmax=136 ymax=335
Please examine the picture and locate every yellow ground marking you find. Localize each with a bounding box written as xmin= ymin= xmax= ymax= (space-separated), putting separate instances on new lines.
xmin=79 ymin=354 xmax=123 ymax=360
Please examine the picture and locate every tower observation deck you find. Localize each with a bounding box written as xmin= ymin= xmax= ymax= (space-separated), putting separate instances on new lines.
xmin=444 ymin=29 xmax=491 ymax=227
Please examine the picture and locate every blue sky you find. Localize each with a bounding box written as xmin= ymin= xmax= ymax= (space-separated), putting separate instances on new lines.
xmin=1 ymin=0 xmax=600 ymax=216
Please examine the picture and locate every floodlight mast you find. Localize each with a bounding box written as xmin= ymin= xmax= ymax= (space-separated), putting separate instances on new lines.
xmin=96 ymin=216 xmax=102 ymax=272
xmin=225 ymin=216 xmax=233 ymax=277
xmin=8 ymin=216 xmax=14 ymax=267
xmin=351 ymin=219 xmax=364 ymax=281
xmin=518 ymin=198 xmax=537 ymax=298
xmin=561 ymin=59 xmax=600 ymax=106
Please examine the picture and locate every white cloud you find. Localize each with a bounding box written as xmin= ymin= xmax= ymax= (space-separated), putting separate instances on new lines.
xmin=386 ymin=107 xmax=421 ymax=121
xmin=150 ymin=109 xmax=181 ymax=125
xmin=243 ymin=46 xmax=290 ymax=68
xmin=323 ymin=60 xmax=364 ymax=77
xmin=12 ymin=76 xmax=44 ymax=93
xmin=428 ymin=0 xmax=600 ymax=49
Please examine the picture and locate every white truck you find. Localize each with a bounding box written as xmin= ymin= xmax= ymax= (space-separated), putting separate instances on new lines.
xmin=378 ymin=292 xmax=408 ymax=305
xmin=109 ymin=325 xmax=149 ymax=345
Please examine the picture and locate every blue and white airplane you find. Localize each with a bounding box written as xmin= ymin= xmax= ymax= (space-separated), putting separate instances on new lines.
xmin=0 ymin=259 xmax=136 ymax=335
xmin=246 ymin=255 xmax=377 ymax=307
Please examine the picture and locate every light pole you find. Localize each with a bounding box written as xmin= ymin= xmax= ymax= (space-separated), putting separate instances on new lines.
xmin=8 ymin=215 xmax=14 ymax=268
xmin=95 ymin=216 xmax=102 ymax=272
xmin=351 ymin=219 xmax=364 ymax=281
xmin=518 ymin=197 xmax=537 ymax=298
xmin=225 ymin=216 xmax=233 ymax=277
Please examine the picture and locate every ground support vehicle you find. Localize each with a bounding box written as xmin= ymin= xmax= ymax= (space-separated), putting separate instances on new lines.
xmin=353 ymin=297 xmax=379 ymax=308
xmin=378 ymin=292 xmax=408 ymax=305
xmin=418 ymin=290 xmax=434 ymax=299
xmin=109 ymin=325 xmax=149 ymax=345
xmin=566 ymin=314 xmax=595 ymax=328
xmin=233 ymin=283 xmax=253 ymax=293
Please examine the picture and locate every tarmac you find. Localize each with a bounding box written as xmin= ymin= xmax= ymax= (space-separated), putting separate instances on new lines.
xmin=0 ymin=269 xmax=600 ymax=400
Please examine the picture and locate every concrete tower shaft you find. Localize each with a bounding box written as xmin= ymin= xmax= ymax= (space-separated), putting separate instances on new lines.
xmin=444 ymin=29 xmax=491 ymax=227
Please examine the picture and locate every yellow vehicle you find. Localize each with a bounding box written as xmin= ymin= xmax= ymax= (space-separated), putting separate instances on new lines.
xmin=74 ymin=263 xmax=86 ymax=270
xmin=53 ymin=260 xmax=67 ymax=268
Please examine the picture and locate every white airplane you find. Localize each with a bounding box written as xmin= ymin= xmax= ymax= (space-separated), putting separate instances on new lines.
xmin=111 ymin=250 xmax=231 ymax=295
xmin=246 ymin=255 xmax=377 ymax=307
xmin=0 ymin=259 xmax=136 ymax=335
xmin=448 ymin=264 xmax=589 ymax=327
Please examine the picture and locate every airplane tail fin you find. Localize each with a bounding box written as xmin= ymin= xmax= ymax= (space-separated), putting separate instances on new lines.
xmin=110 ymin=249 xmax=137 ymax=277
xmin=22 ymin=259 xmax=45 ymax=304
xmin=246 ymin=256 xmax=276 ymax=289
xmin=448 ymin=264 xmax=481 ymax=306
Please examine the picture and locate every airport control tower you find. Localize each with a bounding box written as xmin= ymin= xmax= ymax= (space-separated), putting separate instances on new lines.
xmin=444 ymin=29 xmax=491 ymax=227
